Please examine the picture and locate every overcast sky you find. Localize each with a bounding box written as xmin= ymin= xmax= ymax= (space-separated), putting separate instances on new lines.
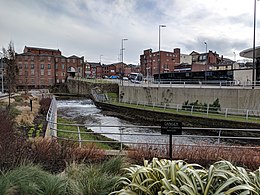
xmin=0 ymin=0 xmax=259 ymax=64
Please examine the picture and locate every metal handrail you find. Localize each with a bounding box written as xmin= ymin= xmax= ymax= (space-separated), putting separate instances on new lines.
xmin=113 ymin=99 xmax=260 ymax=122
xmin=48 ymin=122 xmax=260 ymax=149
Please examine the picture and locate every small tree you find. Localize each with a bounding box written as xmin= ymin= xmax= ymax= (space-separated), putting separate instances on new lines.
xmin=2 ymin=41 xmax=18 ymax=107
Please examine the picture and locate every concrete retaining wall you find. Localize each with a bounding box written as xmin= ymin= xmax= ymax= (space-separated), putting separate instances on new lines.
xmin=67 ymin=80 xmax=119 ymax=96
xmin=120 ymin=86 xmax=260 ymax=110
xmin=96 ymin=102 xmax=260 ymax=129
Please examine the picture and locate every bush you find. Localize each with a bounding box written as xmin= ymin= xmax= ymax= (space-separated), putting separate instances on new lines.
xmin=62 ymin=156 xmax=125 ymax=195
xmin=111 ymin=158 xmax=260 ymax=195
xmin=0 ymin=163 xmax=79 ymax=195
xmin=182 ymin=98 xmax=221 ymax=113
xmin=39 ymin=97 xmax=51 ymax=115
xmin=0 ymin=110 xmax=27 ymax=170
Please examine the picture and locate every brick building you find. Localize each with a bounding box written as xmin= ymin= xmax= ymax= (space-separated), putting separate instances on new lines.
xmin=140 ymin=48 xmax=181 ymax=77
xmin=190 ymin=50 xmax=222 ymax=72
xmin=86 ymin=62 xmax=103 ymax=78
xmin=16 ymin=46 xmax=84 ymax=88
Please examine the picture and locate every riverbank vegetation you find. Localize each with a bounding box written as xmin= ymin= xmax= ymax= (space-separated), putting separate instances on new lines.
xmin=109 ymin=100 xmax=260 ymax=124
xmin=111 ymin=158 xmax=260 ymax=195
xmin=57 ymin=117 xmax=123 ymax=150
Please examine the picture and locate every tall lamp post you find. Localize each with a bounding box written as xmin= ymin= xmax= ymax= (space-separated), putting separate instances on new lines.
xmin=100 ymin=54 xmax=103 ymax=65
xmin=121 ymin=38 xmax=128 ymax=86
xmin=252 ymin=0 xmax=257 ymax=89
xmin=204 ymin=42 xmax=207 ymax=81
xmin=0 ymin=51 xmax=3 ymax=93
xmin=158 ymin=25 xmax=166 ymax=83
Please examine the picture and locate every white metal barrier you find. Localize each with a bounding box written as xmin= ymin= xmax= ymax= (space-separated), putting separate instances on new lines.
xmin=47 ymin=122 xmax=260 ymax=149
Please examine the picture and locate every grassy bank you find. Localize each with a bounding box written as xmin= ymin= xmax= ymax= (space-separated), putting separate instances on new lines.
xmin=109 ymin=101 xmax=260 ymax=124
xmin=57 ymin=117 xmax=122 ymax=150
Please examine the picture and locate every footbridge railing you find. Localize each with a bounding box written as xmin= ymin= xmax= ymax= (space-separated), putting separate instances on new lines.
xmin=45 ymin=96 xmax=57 ymax=137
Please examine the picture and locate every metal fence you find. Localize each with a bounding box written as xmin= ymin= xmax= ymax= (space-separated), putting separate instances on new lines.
xmin=45 ymin=96 xmax=57 ymax=137
xmin=104 ymin=98 xmax=260 ymax=122
xmin=48 ymin=122 xmax=260 ymax=149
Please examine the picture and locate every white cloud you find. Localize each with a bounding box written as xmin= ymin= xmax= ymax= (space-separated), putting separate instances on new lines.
xmin=0 ymin=0 xmax=259 ymax=64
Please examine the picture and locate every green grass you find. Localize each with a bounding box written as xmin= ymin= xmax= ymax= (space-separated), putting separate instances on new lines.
xmin=57 ymin=118 xmax=121 ymax=150
xmin=107 ymin=92 xmax=118 ymax=100
xmin=111 ymin=101 xmax=260 ymax=124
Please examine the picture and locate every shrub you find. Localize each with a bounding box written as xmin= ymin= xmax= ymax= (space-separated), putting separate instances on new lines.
xmin=111 ymin=158 xmax=260 ymax=195
xmin=61 ymin=156 xmax=126 ymax=195
xmin=127 ymin=144 xmax=260 ymax=170
xmin=39 ymin=97 xmax=51 ymax=115
xmin=0 ymin=110 xmax=28 ymax=170
xmin=0 ymin=163 xmax=80 ymax=195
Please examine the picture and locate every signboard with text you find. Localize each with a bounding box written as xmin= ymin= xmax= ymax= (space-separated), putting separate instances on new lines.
xmin=161 ymin=121 xmax=182 ymax=135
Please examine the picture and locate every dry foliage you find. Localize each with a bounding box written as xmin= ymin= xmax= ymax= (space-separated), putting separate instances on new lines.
xmin=127 ymin=144 xmax=260 ymax=170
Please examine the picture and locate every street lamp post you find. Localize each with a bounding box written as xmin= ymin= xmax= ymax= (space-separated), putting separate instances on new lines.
xmin=158 ymin=25 xmax=166 ymax=83
xmin=252 ymin=0 xmax=257 ymax=89
xmin=121 ymin=38 xmax=128 ymax=86
xmin=0 ymin=51 xmax=3 ymax=93
xmin=204 ymin=42 xmax=207 ymax=81
xmin=100 ymin=54 xmax=103 ymax=65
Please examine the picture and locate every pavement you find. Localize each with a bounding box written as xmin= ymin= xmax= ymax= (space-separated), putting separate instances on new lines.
xmin=0 ymin=92 xmax=9 ymax=100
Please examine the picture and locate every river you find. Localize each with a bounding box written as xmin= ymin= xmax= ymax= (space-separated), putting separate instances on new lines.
xmin=56 ymin=98 xmax=232 ymax=146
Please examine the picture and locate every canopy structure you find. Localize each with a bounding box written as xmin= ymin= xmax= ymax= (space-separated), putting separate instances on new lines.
xmin=239 ymin=46 xmax=260 ymax=59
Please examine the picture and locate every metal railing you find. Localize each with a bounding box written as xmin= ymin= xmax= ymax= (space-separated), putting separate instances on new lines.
xmin=105 ymin=98 xmax=260 ymax=122
xmin=45 ymin=96 xmax=57 ymax=137
xmin=48 ymin=122 xmax=260 ymax=149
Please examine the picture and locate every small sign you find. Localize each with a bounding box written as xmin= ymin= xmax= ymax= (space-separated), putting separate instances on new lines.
xmin=161 ymin=121 xmax=182 ymax=135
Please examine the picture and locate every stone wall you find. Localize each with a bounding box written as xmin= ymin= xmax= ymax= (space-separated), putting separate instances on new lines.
xmin=120 ymin=86 xmax=260 ymax=110
xmin=66 ymin=80 xmax=119 ymax=96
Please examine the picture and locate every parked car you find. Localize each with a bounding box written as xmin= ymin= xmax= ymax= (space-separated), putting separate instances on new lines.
xmin=109 ymin=75 xmax=119 ymax=79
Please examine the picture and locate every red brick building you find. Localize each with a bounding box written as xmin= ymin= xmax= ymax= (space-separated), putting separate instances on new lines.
xmin=16 ymin=46 xmax=84 ymax=88
xmin=190 ymin=50 xmax=222 ymax=72
xmin=140 ymin=48 xmax=181 ymax=77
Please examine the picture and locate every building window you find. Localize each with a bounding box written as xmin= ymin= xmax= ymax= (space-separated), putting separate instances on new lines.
xmin=55 ymin=64 xmax=58 ymax=69
xmin=19 ymin=70 xmax=22 ymax=76
xmin=62 ymin=72 xmax=65 ymax=76
xmin=61 ymin=58 xmax=65 ymax=62
xmin=24 ymin=56 xmax=28 ymax=61
xmin=41 ymin=64 xmax=44 ymax=69
xmin=48 ymin=70 xmax=51 ymax=76
xmin=31 ymin=64 xmax=34 ymax=69
xmin=31 ymin=56 xmax=34 ymax=61
xmin=41 ymin=70 xmax=44 ymax=76
xmin=62 ymin=64 xmax=65 ymax=70
xmin=40 ymin=79 xmax=44 ymax=85
xmin=25 ymin=64 xmax=28 ymax=69
xmin=31 ymin=79 xmax=34 ymax=84
xmin=48 ymin=79 xmax=53 ymax=85
xmin=31 ymin=69 xmax=34 ymax=75
xmin=67 ymin=59 xmax=70 ymax=62
xmin=48 ymin=64 xmax=51 ymax=69
xmin=19 ymin=64 xmax=22 ymax=69
xmin=73 ymin=59 xmax=76 ymax=63
xmin=48 ymin=57 xmax=51 ymax=61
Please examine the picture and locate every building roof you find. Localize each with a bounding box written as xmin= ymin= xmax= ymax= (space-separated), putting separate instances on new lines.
xmin=239 ymin=46 xmax=260 ymax=59
xmin=24 ymin=46 xmax=60 ymax=52
xmin=68 ymin=55 xmax=82 ymax=59
xmin=88 ymin=62 xmax=101 ymax=67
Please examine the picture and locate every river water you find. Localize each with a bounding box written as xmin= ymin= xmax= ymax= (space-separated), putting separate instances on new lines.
xmin=56 ymin=98 xmax=228 ymax=146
